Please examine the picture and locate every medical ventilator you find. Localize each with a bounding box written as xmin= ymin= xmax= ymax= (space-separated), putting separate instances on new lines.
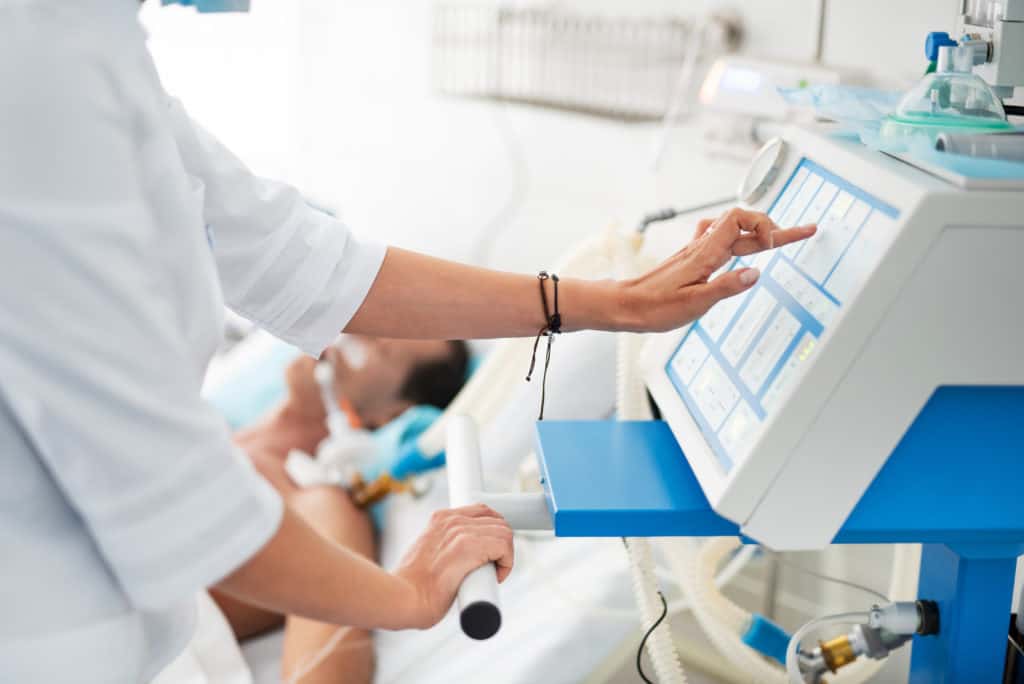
xmin=437 ymin=8 xmax=1024 ymax=680
xmin=518 ymin=6 xmax=1024 ymax=679
xmin=530 ymin=123 xmax=1024 ymax=681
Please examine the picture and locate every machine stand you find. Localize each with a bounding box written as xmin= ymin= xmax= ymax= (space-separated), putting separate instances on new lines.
xmin=912 ymin=544 xmax=1019 ymax=683
xmin=535 ymin=408 xmax=1024 ymax=682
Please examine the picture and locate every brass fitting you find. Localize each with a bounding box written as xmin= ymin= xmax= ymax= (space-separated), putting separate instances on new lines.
xmin=819 ymin=635 xmax=858 ymax=673
xmin=349 ymin=473 xmax=410 ymax=508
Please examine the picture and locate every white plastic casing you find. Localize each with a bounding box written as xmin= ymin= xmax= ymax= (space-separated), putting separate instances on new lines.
xmin=643 ymin=126 xmax=1024 ymax=550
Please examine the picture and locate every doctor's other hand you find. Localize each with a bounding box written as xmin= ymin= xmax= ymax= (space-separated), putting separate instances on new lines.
xmin=616 ymin=208 xmax=816 ymax=332
xmin=394 ymin=504 xmax=514 ymax=630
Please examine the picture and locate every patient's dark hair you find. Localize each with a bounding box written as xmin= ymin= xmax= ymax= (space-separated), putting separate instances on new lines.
xmin=398 ymin=340 xmax=470 ymax=410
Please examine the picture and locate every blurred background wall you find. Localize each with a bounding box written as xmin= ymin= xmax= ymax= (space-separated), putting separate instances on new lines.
xmin=142 ymin=0 xmax=958 ymax=274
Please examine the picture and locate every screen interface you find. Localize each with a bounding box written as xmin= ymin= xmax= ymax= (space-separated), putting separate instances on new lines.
xmin=666 ymin=158 xmax=900 ymax=472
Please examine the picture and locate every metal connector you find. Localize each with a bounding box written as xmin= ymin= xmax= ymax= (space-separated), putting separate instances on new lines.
xmin=869 ymin=600 xmax=940 ymax=636
xmin=819 ymin=634 xmax=857 ymax=672
xmin=795 ymin=601 xmax=939 ymax=682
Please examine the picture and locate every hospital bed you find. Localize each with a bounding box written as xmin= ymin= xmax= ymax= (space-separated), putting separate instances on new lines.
xmin=197 ymin=288 xmax=657 ymax=684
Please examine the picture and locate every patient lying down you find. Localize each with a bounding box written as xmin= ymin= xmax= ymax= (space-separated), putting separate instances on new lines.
xmin=214 ymin=336 xmax=469 ymax=683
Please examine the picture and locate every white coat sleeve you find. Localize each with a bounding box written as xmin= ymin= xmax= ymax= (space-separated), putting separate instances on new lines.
xmin=0 ymin=27 xmax=282 ymax=610
xmin=164 ymin=99 xmax=387 ymax=356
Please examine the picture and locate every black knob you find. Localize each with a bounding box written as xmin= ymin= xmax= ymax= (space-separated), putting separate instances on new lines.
xmin=460 ymin=601 xmax=502 ymax=640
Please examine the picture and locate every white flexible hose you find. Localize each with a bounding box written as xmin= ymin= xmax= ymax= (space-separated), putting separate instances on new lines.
xmin=534 ymin=534 xmax=757 ymax=621
xmin=671 ymin=540 xmax=921 ymax=684
xmin=785 ymin=612 xmax=871 ymax=684
xmin=614 ymin=225 xmax=776 ymax=684
xmin=612 ymin=231 xmax=653 ymax=425
xmin=668 ymin=538 xmax=787 ymax=683
xmin=695 ymin=538 xmax=750 ymax=633
xmin=628 ymin=537 xmax=689 ymax=684
xmin=612 ymin=230 xmax=688 ymax=684
xmin=760 ymin=544 xmax=920 ymax=684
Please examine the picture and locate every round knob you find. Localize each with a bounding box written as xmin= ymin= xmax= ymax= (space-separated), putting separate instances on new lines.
xmin=460 ymin=600 xmax=502 ymax=640
xmin=737 ymin=137 xmax=787 ymax=205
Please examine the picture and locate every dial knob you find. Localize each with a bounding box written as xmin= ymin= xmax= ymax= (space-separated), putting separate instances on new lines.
xmin=738 ymin=137 xmax=787 ymax=205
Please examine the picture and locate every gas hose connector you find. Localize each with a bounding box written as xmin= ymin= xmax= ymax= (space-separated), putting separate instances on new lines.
xmin=819 ymin=634 xmax=858 ymax=673
xmin=867 ymin=600 xmax=940 ymax=636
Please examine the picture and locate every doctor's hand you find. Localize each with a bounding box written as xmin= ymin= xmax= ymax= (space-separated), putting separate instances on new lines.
xmin=614 ymin=208 xmax=816 ymax=332
xmin=394 ymin=504 xmax=514 ymax=630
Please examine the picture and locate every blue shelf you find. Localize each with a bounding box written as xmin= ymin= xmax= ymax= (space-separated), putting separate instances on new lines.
xmin=535 ymin=420 xmax=738 ymax=538
xmin=534 ymin=387 xmax=1024 ymax=549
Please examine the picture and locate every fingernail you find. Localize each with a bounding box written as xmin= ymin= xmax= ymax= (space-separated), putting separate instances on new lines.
xmin=740 ymin=268 xmax=759 ymax=285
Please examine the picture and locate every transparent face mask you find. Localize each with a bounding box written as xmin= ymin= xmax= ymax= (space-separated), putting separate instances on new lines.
xmin=881 ymin=45 xmax=1013 ymax=141
xmin=335 ymin=335 xmax=368 ymax=370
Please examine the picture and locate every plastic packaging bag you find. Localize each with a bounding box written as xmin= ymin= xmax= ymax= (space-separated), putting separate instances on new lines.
xmin=778 ymin=85 xmax=901 ymax=133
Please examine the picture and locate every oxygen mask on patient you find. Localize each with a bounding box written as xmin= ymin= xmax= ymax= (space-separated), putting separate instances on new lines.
xmin=284 ymin=358 xmax=377 ymax=489
xmin=285 ymin=353 xmax=437 ymax=510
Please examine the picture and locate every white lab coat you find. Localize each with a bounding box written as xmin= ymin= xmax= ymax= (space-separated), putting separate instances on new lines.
xmin=0 ymin=1 xmax=385 ymax=681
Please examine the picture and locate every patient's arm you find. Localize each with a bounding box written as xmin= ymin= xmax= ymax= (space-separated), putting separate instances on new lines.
xmin=280 ymin=487 xmax=377 ymax=684
xmin=247 ymin=448 xmax=300 ymax=498
xmin=212 ymin=487 xmax=376 ymax=682
xmin=345 ymin=209 xmax=815 ymax=339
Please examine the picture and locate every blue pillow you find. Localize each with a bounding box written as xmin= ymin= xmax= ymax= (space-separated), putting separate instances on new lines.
xmin=207 ymin=340 xmax=302 ymax=431
xmin=360 ymin=405 xmax=443 ymax=481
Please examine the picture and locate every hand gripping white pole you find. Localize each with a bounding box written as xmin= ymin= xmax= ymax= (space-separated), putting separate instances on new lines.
xmin=446 ymin=415 xmax=502 ymax=639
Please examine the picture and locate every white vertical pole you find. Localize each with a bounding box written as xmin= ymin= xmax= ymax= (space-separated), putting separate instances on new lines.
xmin=446 ymin=415 xmax=502 ymax=640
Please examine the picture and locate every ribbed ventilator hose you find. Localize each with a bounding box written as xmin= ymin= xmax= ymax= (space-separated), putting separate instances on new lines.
xmin=613 ymin=229 xmax=687 ymax=684
xmin=628 ymin=537 xmax=689 ymax=684
xmin=695 ymin=538 xmax=751 ymax=634
xmin=613 ymin=230 xmax=654 ymax=423
xmin=668 ymin=538 xmax=787 ymax=683
xmin=666 ymin=537 xmax=921 ymax=684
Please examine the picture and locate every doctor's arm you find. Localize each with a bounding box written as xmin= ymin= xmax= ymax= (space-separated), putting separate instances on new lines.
xmin=346 ymin=209 xmax=815 ymax=340
xmin=169 ymin=100 xmax=813 ymax=350
xmin=216 ymin=503 xmax=512 ymax=631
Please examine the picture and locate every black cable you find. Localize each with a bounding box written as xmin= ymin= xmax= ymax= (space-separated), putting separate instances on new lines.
xmin=635 ymin=197 xmax=736 ymax=234
xmin=636 ymin=591 xmax=669 ymax=684
xmin=1004 ymin=104 xmax=1024 ymax=117
xmin=637 ymin=208 xmax=679 ymax=234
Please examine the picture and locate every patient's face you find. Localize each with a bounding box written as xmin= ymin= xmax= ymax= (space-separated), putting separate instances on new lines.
xmin=322 ymin=336 xmax=452 ymax=426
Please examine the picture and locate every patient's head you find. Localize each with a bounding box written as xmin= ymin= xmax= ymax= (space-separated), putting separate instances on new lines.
xmin=287 ymin=337 xmax=470 ymax=429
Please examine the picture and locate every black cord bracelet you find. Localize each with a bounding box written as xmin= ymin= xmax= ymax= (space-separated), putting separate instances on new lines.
xmin=525 ymin=271 xmax=561 ymax=420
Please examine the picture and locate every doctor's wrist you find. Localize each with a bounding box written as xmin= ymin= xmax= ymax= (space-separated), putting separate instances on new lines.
xmin=559 ymin=278 xmax=632 ymax=333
